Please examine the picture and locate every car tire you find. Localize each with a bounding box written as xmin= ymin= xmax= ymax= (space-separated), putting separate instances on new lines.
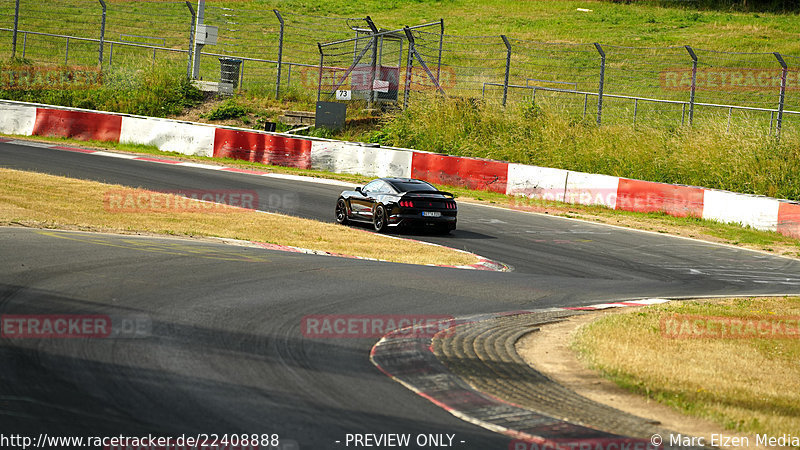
xmin=335 ymin=198 xmax=349 ymax=225
xmin=373 ymin=205 xmax=388 ymax=233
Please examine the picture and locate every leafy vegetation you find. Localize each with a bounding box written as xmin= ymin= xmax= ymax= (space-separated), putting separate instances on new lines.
xmin=202 ymin=99 xmax=250 ymax=121
xmin=0 ymin=60 xmax=203 ymax=117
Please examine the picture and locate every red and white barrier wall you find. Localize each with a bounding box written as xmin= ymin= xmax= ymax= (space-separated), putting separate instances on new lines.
xmin=0 ymin=102 xmax=37 ymax=136
xmin=2 ymin=99 xmax=799 ymax=240
xmin=120 ymin=116 xmax=215 ymax=157
xmin=309 ymin=141 xmax=412 ymax=178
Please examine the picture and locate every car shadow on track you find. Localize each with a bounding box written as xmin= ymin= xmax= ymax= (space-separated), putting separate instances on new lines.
xmin=341 ymin=222 xmax=497 ymax=240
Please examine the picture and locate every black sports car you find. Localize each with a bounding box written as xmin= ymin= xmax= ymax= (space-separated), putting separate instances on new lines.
xmin=335 ymin=178 xmax=457 ymax=233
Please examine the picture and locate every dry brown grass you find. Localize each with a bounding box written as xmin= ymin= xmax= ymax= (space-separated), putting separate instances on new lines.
xmin=0 ymin=168 xmax=478 ymax=267
xmin=572 ymin=297 xmax=800 ymax=436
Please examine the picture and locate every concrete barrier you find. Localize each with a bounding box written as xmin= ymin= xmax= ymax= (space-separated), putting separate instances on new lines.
xmin=33 ymin=108 xmax=121 ymax=142
xmin=702 ymin=189 xmax=780 ymax=231
xmin=565 ymin=172 xmax=620 ymax=209
xmin=505 ymin=164 xmax=569 ymax=200
xmin=310 ymin=141 xmax=412 ymax=178
xmin=120 ymin=117 xmax=215 ymax=157
xmin=778 ymin=202 xmax=800 ymax=239
xmin=0 ymin=103 xmax=36 ymax=136
xmin=616 ymin=179 xmax=705 ymax=218
xmin=411 ymin=152 xmax=508 ymax=193
xmin=213 ymin=128 xmax=312 ymax=169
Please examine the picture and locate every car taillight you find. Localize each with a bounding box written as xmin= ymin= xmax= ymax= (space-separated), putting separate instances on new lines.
xmin=399 ymin=200 xmax=414 ymax=208
xmin=446 ymin=202 xmax=456 ymax=209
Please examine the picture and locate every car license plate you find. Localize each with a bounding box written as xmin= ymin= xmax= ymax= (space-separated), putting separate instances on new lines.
xmin=421 ymin=211 xmax=441 ymax=217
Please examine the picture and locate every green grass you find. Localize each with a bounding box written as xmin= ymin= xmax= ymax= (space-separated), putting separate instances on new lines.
xmin=198 ymin=0 xmax=800 ymax=52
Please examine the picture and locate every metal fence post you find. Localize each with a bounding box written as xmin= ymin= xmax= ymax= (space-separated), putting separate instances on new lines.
xmin=185 ymin=1 xmax=195 ymax=80
xmin=365 ymin=16 xmax=379 ymax=109
xmin=191 ymin=0 xmax=205 ymax=80
xmin=239 ymin=60 xmax=244 ymax=89
xmin=11 ymin=0 xmax=20 ymax=59
xmin=403 ymin=27 xmax=446 ymax=96
xmin=727 ymin=107 xmax=732 ymax=133
xmin=685 ymin=45 xmax=697 ymax=126
xmin=594 ymin=43 xmax=605 ymax=126
xmin=274 ymin=9 xmax=285 ymax=99
xmin=403 ymin=33 xmax=414 ymax=109
xmin=98 ymin=0 xmax=106 ymax=65
xmin=317 ymin=43 xmax=324 ymax=102
xmin=583 ymin=93 xmax=588 ymax=119
xmin=436 ymin=18 xmax=444 ymax=83
xmin=501 ymin=35 xmax=511 ymax=107
xmin=774 ymin=52 xmax=787 ymax=140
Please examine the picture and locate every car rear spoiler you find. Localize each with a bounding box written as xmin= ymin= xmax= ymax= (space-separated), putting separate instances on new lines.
xmin=402 ymin=190 xmax=455 ymax=198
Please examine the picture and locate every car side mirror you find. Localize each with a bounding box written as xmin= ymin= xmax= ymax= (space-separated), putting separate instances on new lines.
xmin=355 ymin=186 xmax=364 ymax=195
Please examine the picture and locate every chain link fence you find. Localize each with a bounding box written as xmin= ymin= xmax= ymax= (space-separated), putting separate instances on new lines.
xmin=1 ymin=0 xmax=798 ymax=137
xmin=0 ymin=0 xmax=191 ymax=68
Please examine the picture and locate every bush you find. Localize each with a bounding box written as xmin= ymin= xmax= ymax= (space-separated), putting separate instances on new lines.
xmin=0 ymin=62 xmax=202 ymax=118
xmin=203 ymin=99 xmax=249 ymax=121
xmin=372 ymin=95 xmax=800 ymax=200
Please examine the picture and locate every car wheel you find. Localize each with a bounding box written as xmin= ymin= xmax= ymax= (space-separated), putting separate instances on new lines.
xmin=335 ymin=199 xmax=349 ymax=225
xmin=373 ymin=205 xmax=388 ymax=233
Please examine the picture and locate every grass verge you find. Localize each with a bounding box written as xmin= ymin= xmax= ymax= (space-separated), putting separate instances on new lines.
xmin=572 ymin=297 xmax=800 ymax=436
xmin=4 ymin=133 xmax=800 ymax=259
xmin=0 ymin=168 xmax=478 ymax=267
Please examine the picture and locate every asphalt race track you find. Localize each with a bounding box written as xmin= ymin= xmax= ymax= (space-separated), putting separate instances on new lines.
xmin=2 ymin=141 xmax=800 ymax=448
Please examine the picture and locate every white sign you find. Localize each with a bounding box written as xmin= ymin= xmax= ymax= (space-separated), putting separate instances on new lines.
xmin=373 ymin=80 xmax=390 ymax=93
xmin=195 ymin=25 xmax=218 ymax=45
xmin=335 ymin=90 xmax=352 ymax=101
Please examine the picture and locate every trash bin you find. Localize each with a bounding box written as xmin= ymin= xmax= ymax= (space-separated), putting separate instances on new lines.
xmin=219 ymin=57 xmax=243 ymax=89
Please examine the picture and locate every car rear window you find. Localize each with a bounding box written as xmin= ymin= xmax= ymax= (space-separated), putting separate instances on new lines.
xmin=391 ymin=181 xmax=437 ymax=192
